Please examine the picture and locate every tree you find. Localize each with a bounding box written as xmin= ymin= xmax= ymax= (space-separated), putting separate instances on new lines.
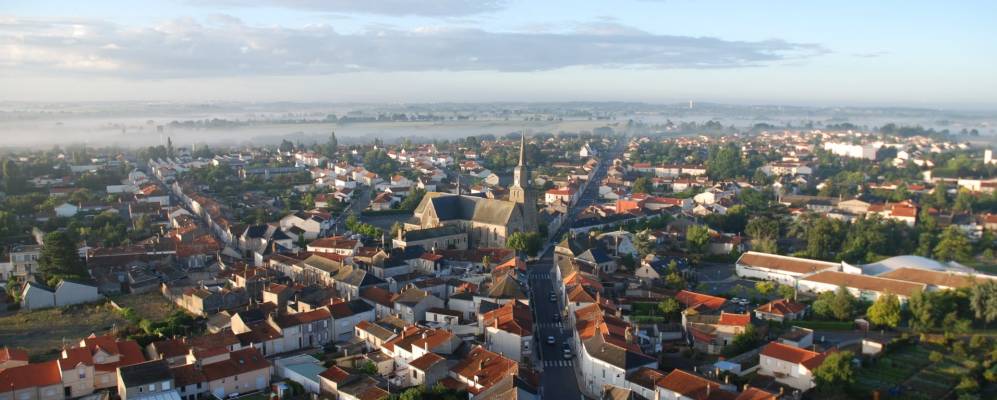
xmin=507 ymin=232 xmax=542 ymax=257
xmin=686 ymin=225 xmax=710 ymax=254
xmin=867 ymin=293 xmax=901 ymax=328
xmin=830 ymin=286 xmax=856 ymax=321
xmin=38 ymin=231 xmax=85 ymax=281
xmin=755 ymin=281 xmax=776 ymax=296
xmin=813 ymin=351 xmax=855 ymax=388
xmin=969 ymin=280 xmax=997 ymax=328
xmin=632 ymin=177 xmax=650 ymax=194
xmin=398 ymin=188 xmax=426 ymax=211
xmin=934 ymin=226 xmax=972 ymax=262
xmin=777 ymin=284 xmax=795 ymax=300
xmin=658 ymin=298 xmax=680 ymax=317
xmin=634 ymin=230 xmax=654 ymax=257
xmin=706 ymin=143 xmax=743 ymax=180
xmin=324 ymin=132 xmax=339 ymax=159
xmin=907 ymin=290 xmax=936 ymax=332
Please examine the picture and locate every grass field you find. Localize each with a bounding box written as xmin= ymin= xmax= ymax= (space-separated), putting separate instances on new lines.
xmin=111 ymin=291 xmax=179 ymax=321
xmin=0 ymin=302 xmax=127 ymax=360
xmin=852 ymin=343 xmax=967 ymax=399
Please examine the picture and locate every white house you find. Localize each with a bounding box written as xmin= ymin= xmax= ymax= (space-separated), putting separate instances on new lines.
xmin=758 ymin=341 xmax=828 ymax=391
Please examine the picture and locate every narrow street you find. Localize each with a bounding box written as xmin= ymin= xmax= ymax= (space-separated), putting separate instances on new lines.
xmin=528 ymin=253 xmax=584 ymax=400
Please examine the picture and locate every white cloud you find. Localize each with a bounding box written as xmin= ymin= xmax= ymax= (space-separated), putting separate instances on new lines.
xmin=199 ymin=0 xmax=508 ymax=17
xmin=0 ymin=16 xmax=827 ymax=78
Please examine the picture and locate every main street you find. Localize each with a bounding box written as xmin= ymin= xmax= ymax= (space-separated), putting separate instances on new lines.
xmin=528 ymin=137 xmax=626 ymax=399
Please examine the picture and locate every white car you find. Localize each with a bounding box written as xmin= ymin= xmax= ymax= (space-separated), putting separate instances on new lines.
xmin=547 ymin=336 xmax=556 ymax=345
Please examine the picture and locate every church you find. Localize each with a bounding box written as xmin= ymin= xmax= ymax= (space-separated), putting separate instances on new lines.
xmin=402 ymin=133 xmax=539 ymax=248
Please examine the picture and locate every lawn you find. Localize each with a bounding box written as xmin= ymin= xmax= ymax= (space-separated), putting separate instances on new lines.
xmin=110 ymin=291 xmax=179 ymax=321
xmin=851 ymin=343 xmax=969 ymax=399
xmin=0 ymin=302 xmax=127 ymax=360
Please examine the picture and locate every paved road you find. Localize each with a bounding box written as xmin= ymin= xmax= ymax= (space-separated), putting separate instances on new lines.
xmin=528 ymin=253 xmax=583 ymax=400
xmin=526 ymin=138 xmax=626 ymax=399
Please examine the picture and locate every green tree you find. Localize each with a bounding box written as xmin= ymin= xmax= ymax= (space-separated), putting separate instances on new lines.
xmin=324 ymin=132 xmax=339 ymax=159
xmin=830 ymin=286 xmax=857 ymax=321
xmin=38 ymin=231 xmax=85 ymax=281
xmin=658 ymin=298 xmax=681 ymax=317
xmin=813 ymin=351 xmax=855 ymax=388
xmin=867 ymin=293 xmax=901 ymax=328
xmin=706 ymin=143 xmax=743 ymax=180
xmin=723 ymin=324 xmax=760 ymax=357
xmin=934 ymin=226 xmax=972 ymax=262
xmin=686 ymin=225 xmax=710 ymax=254
xmin=968 ymin=280 xmax=997 ymax=328
xmin=507 ymin=231 xmax=542 ymax=257
xmin=777 ymin=284 xmax=795 ymax=300
xmin=755 ymin=281 xmax=776 ymax=296
xmin=398 ymin=188 xmax=426 ymax=211
xmin=907 ymin=290 xmax=936 ymax=332
xmin=632 ymin=177 xmax=650 ymax=194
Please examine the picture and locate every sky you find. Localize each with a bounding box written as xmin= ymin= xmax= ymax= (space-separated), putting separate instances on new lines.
xmin=1 ymin=0 xmax=995 ymax=108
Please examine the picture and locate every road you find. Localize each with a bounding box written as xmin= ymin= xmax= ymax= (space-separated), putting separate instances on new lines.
xmin=528 ymin=252 xmax=583 ymax=400
xmin=527 ymin=138 xmax=626 ymax=399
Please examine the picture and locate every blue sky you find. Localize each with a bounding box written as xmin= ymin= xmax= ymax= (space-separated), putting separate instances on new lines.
xmin=1 ymin=0 xmax=995 ymax=108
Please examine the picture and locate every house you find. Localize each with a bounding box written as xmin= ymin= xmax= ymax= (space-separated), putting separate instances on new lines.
xmin=577 ymin=325 xmax=657 ymax=397
xmin=408 ymin=353 xmax=448 ymax=388
xmin=307 ymin=236 xmax=360 ymax=256
xmin=200 ymin=348 xmax=271 ymax=399
xmin=758 ymin=342 xmax=830 ymax=392
xmin=735 ymin=252 xmax=839 ymax=286
xmin=393 ymin=287 xmax=445 ymax=324
xmin=448 ymin=346 xmax=519 ymax=395
xmin=359 ymin=287 xmax=397 ymax=319
xmin=754 ymin=299 xmax=806 ymax=322
xmin=654 ymin=369 xmax=737 ymax=400
xmin=0 ymin=360 xmax=64 ymax=400
xmin=328 ymin=299 xmax=376 ymax=342
xmin=480 ymin=300 xmax=534 ymax=363
xmin=577 ymin=247 xmax=617 ymax=274
xmin=117 ymin=360 xmax=174 ymax=400
xmin=20 ymin=281 xmax=56 ymax=310
xmin=545 ymin=187 xmax=577 ymax=205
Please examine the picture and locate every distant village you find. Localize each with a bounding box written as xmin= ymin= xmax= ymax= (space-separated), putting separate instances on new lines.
xmin=0 ymin=125 xmax=996 ymax=400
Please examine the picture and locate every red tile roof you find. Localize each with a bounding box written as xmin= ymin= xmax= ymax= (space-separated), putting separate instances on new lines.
xmin=319 ymin=366 xmax=352 ymax=384
xmin=408 ymin=353 xmax=445 ymax=371
xmin=450 ymin=346 xmax=518 ymax=395
xmin=655 ymin=369 xmax=735 ymax=400
xmin=760 ymin=342 xmax=828 ymax=371
xmin=676 ymin=290 xmax=726 ymax=310
xmin=0 ymin=347 xmax=28 ymax=363
xmin=0 ymin=360 xmax=62 ymax=392
xmin=755 ymin=299 xmax=806 ymax=316
xmin=200 ymin=348 xmax=270 ymax=382
xmin=717 ymin=312 xmax=751 ymax=327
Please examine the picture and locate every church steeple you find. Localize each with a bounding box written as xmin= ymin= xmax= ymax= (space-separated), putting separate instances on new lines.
xmin=510 ymin=130 xmax=538 ymax=233
xmin=518 ymin=130 xmax=526 ymax=167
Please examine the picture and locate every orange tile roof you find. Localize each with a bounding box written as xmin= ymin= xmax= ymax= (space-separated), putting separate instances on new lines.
xmin=0 ymin=347 xmax=28 ymax=363
xmin=717 ymin=312 xmax=751 ymax=327
xmin=59 ymin=347 xmax=94 ymax=370
xmin=755 ymin=299 xmax=806 ymax=316
xmin=319 ymin=366 xmax=352 ymax=384
xmin=676 ymin=290 xmax=726 ymax=310
xmin=408 ymin=353 xmax=445 ymax=371
xmin=481 ymin=300 xmax=533 ymax=337
xmin=735 ymin=387 xmax=777 ymax=400
xmin=0 ymin=360 xmax=62 ymax=391
xmin=200 ymin=348 xmax=270 ymax=382
xmin=760 ymin=342 xmax=828 ymax=370
xmin=655 ymin=369 xmax=735 ymax=400
xmin=449 ymin=346 xmax=518 ymax=395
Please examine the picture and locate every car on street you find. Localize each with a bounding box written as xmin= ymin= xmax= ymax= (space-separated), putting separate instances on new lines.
xmin=553 ymin=313 xmax=561 ymax=322
xmin=547 ymin=336 xmax=556 ymax=345
xmin=549 ymin=294 xmax=556 ymax=302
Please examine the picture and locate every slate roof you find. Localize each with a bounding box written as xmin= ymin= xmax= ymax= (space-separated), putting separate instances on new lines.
xmin=119 ymin=360 xmax=172 ymax=387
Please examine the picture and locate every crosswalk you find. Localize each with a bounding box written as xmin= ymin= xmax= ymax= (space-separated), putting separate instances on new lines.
xmin=537 ymin=322 xmax=563 ymax=329
xmin=530 ymin=272 xmax=551 ymax=279
xmin=543 ymin=359 xmax=573 ymax=367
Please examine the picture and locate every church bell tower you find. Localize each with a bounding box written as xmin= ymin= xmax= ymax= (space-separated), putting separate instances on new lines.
xmin=510 ymin=131 xmax=539 ymax=233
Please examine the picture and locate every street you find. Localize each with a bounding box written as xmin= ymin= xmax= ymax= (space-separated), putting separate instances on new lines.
xmin=528 ymin=253 xmax=583 ymax=400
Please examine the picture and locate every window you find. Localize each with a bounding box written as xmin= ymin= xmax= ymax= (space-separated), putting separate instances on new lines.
xmin=149 ymin=384 xmax=155 ymax=392
xmin=162 ymin=382 xmax=171 ymax=390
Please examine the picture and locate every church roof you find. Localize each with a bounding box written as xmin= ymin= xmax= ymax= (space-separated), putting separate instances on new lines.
xmin=420 ymin=193 xmax=519 ymax=226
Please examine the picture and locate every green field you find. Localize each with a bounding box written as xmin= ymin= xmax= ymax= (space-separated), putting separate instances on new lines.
xmin=0 ymin=302 xmax=126 ymax=360
xmin=851 ymin=343 xmax=968 ymax=399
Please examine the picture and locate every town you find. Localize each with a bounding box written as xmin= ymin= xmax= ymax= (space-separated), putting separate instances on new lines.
xmin=0 ymin=121 xmax=995 ymax=400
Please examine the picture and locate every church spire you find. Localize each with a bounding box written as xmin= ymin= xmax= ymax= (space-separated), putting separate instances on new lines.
xmin=518 ymin=130 xmax=526 ymax=167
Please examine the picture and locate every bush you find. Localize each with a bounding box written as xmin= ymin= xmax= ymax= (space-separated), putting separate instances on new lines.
xmin=929 ymin=351 xmax=944 ymax=363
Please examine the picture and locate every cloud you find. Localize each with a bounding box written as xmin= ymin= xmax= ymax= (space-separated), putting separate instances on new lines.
xmin=200 ymin=0 xmax=508 ymax=17
xmin=0 ymin=16 xmax=827 ymax=78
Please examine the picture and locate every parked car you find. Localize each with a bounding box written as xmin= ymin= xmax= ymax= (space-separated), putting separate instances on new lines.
xmin=547 ymin=336 xmax=556 ymax=345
